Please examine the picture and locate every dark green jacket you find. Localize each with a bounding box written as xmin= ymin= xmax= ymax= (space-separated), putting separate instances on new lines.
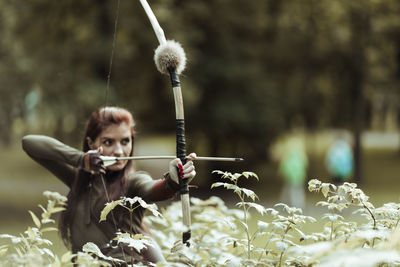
xmin=22 ymin=135 xmax=178 ymax=263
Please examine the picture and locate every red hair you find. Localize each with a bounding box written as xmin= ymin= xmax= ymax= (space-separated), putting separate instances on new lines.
xmin=60 ymin=106 xmax=136 ymax=249
xmin=83 ymin=106 xmax=135 ymax=152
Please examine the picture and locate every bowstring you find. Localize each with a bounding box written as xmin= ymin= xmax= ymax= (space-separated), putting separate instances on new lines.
xmin=99 ymin=0 xmax=127 ymax=261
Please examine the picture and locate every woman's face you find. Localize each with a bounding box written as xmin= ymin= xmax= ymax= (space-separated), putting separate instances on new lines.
xmin=89 ymin=122 xmax=133 ymax=171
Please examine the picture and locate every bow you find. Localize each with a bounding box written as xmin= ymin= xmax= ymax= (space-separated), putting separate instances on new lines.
xmin=138 ymin=0 xmax=243 ymax=246
xmin=139 ymin=0 xmax=192 ymax=245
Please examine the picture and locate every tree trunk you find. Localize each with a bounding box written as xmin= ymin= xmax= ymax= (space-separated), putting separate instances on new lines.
xmin=352 ymin=85 xmax=364 ymax=185
xmin=349 ymin=6 xmax=370 ymax=185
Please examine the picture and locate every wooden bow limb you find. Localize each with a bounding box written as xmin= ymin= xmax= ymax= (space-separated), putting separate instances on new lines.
xmin=138 ymin=0 xmax=166 ymax=45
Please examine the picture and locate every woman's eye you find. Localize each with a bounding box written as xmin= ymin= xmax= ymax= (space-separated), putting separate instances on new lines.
xmin=121 ymin=138 xmax=131 ymax=145
xmin=103 ymin=140 xmax=112 ymax=146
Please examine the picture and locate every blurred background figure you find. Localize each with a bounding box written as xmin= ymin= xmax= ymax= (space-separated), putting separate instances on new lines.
xmin=325 ymin=138 xmax=354 ymax=185
xmin=278 ymin=136 xmax=308 ymax=210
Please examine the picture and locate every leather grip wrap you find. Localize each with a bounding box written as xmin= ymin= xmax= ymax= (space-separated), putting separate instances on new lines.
xmin=176 ymin=119 xmax=188 ymax=194
xmin=169 ymin=68 xmax=180 ymax=87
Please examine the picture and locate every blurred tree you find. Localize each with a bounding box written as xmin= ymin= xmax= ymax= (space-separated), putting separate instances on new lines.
xmin=168 ymin=1 xmax=287 ymax=175
xmin=0 ymin=3 xmax=32 ymax=145
xmin=1 ymin=0 xmax=400 ymax=185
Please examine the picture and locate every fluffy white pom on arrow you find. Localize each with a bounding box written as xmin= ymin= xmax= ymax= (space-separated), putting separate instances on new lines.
xmin=154 ymin=40 xmax=187 ymax=75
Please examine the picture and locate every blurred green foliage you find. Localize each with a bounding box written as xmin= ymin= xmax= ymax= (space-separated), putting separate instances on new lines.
xmin=1 ymin=0 xmax=400 ymax=180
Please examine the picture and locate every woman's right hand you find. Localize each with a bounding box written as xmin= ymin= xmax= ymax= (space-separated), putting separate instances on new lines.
xmin=81 ymin=147 xmax=106 ymax=174
xmin=169 ymin=153 xmax=197 ymax=184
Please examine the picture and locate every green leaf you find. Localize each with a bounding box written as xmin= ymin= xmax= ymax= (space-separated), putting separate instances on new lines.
xmin=82 ymin=242 xmax=124 ymax=263
xmin=48 ymin=207 xmax=66 ymax=214
xmin=257 ymin=221 xmax=269 ymax=232
xmin=275 ymin=203 xmax=291 ymax=213
xmin=15 ymin=247 xmax=23 ymax=257
xmin=99 ymin=199 xmax=124 ymax=222
xmin=239 ymin=221 xmax=249 ymax=231
xmin=41 ymin=227 xmax=58 ymax=233
xmin=29 ymin=210 xmax=41 ymax=228
xmin=308 ymin=179 xmax=322 ymax=192
xmin=130 ymin=197 xmax=161 ymax=217
xmin=145 ymin=204 xmax=162 ymax=218
xmin=115 ymin=234 xmax=152 ymax=252
xmin=293 ymin=227 xmax=305 ymax=237
xmin=0 ymin=234 xmax=16 ymax=240
xmin=211 ymin=182 xmax=241 ymax=195
xmin=43 ymin=191 xmax=67 ymax=202
xmin=321 ymin=184 xmax=330 ymax=198
xmin=38 ymin=205 xmax=47 ymax=214
xmin=0 ymin=247 xmax=7 ymax=257
xmin=27 ymin=227 xmax=35 ymax=240
xmin=213 ymin=170 xmax=235 ymax=182
xmin=61 ymin=251 xmax=73 ymax=263
xmin=211 ymin=182 xmax=226 ymax=189
xmin=237 ymin=202 xmax=266 ymax=215
xmin=316 ymin=201 xmax=329 ymax=207
xmin=241 ymin=188 xmax=259 ymax=201
xmin=232 ymin=173 xmax=241 ymax=182
xmin=266 ymin=208 xmax=279 ymax=217
xmin=171 ymin=240 xmax=184 ymax=253
xmin=242 ymin=172 xmax=259 ymax=180
xmin=275 ymin=241 xmax=288 ymax=252
xmin=0 ymin=245 xmax=8 ymax=257
xmin=42 ymin=248 xmax=55 ymax=259
xmin=137 ymin=197 xmax=149 ymax=208
xmin=212 ymin=170 xmax=225 ymax=175
xmin=41 ymin=219 xmax=55 ymax=224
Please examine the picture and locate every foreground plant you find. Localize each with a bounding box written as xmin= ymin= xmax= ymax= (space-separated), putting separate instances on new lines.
xmin=100 ymin=196 xmax=161 ymax=264
xmin=287 ymin=179 xmax=400 ymax=266
xmin=308 ymin=179 xmax=391 ymax=243
xmin=0 ymin=191 xmax=112 ymax=266
xmin=211 ymin=171 xmax=264 ymax=260
xmin=4 ymin=175 xmax=400 ymax=266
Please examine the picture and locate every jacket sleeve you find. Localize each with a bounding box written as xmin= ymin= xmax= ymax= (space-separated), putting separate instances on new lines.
xmin=126 ymin=171 xmax=180 ymax=203
xmin=22 ymin=135 xmax=84 ymax=187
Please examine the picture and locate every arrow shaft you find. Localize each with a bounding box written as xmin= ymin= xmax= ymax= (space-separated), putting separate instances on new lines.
xmin=102 ymin=156 xmax=243 ymax=162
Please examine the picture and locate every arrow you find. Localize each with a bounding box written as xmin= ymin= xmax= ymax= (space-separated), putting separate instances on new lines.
xmin=100 ymin=155 xmax=244 ymax=167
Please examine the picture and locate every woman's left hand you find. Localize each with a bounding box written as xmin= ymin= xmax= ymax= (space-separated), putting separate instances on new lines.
xmin=81 ymin=147 xmax=106 ymax=174
xmin=169 ymin=153 xmax=197 ymax=184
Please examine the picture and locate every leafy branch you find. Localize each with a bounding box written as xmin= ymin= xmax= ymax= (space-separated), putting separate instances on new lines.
xmin=212 ymin=170 xmax=262 ymax=260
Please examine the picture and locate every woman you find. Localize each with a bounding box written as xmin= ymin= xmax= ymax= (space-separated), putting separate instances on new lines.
xmin=22 ymin=106 xmax=196 ymax=265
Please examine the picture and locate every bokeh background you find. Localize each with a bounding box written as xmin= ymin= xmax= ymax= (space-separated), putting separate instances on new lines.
xmin=1 ymin=0 xmax=400 ymax=255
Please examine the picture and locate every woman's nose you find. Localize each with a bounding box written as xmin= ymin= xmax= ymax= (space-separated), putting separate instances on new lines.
xmin=113 ymin=143 xmax=123 ymax=156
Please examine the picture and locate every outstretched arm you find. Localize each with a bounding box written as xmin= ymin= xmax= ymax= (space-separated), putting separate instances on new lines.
xmin=22 ymin=135 xmax=84 ymax=187
xmin=127 ymin=172 xmax=179 ymax=203
xmin=127 ymin=155 xmax=196 ymax=202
